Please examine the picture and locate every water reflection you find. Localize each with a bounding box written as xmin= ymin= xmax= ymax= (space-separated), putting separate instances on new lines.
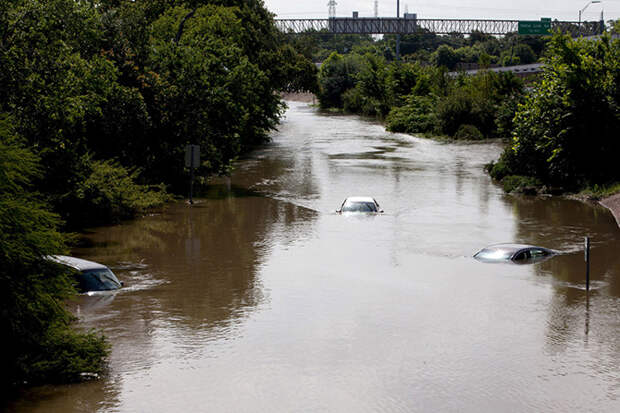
xmin=505 ymin=194 xmax=620 ymax=401
xmin=509 ymin=195 xmax=620 ymax=296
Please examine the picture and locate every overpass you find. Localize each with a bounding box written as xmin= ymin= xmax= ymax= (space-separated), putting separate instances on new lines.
xmin=275 ymin=17 xmax=603 ymax=36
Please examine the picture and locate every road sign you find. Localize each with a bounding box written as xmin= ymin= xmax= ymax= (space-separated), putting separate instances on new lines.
xmin=518 ymin=20 xmax=551 ymax=35
xmin=184 ymin=144 xmax=200 ymax=168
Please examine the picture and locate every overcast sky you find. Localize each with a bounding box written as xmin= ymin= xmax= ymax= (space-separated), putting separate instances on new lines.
xmin=264 ymin=0 xmax=620 ymax=22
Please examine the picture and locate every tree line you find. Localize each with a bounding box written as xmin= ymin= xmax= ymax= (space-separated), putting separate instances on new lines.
xmin=288 ymin=29 xmax=548 ymax=69
xmin=1 ymin=0 xmax=315 ymax=391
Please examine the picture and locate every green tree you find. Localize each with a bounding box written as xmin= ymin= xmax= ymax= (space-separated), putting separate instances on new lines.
xmin=0 ymin=116 xmax=108 ymax=389
xmin=318 ymin=52 xmax=362 ymax=108
xmin=432 ymin=45 xmax=459 ymax=70
xmin=490 ymin=33 xmax=620 ymax=189
xmin=385 ymin=62 xmax=420 ymax=107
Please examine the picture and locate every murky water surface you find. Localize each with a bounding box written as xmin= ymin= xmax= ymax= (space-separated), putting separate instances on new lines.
xmin=8 ymin=102 xmax=620 ymax=412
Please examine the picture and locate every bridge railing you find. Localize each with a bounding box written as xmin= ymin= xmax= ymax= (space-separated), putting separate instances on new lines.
xmin=275 ymin=18 xmax=603 ymax=36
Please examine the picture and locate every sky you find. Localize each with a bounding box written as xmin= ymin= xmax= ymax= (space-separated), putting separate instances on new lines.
xmin=263 ymin=0 xmax=620 ymax=22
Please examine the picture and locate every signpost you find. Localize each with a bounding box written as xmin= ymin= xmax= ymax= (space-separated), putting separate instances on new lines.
xmin=185 ymin=144 xmax=200 ymax=204
xmin=518 ymin=18 xmax=551 ymax=35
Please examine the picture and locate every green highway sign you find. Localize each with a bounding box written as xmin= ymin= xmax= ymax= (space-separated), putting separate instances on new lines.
xmin=518 ymin=20 xmax=551 ymax=35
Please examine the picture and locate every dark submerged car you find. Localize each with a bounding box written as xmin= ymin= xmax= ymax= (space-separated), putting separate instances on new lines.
xmin=50 ymin=255 xmax=123 ymax=292
xmin=337 ymin=197 xmax=383 ymax=213
xmin=474 ymin=243 xmax=555 ymax=264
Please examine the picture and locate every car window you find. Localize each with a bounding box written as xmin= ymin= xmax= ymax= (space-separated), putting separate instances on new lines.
xmin=514 ymin=251 xmax=527 ymax=260
xmin=342 ymin=201 xmax=377 ymax=212
xmin=474 ymin=248 xmax=513 ymax=260
xmin=79 ymin=268 xmax=121 ymax=291
xmin=530 ymin=249 xmax=548 ymax=257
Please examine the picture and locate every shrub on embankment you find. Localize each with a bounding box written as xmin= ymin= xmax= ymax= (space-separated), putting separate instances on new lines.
xmin=488 ymin=33 xmax=620 ymax=192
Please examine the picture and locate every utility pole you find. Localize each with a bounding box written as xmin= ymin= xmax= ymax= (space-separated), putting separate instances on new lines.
xmin=328 ymin=0 xmax=337 ymax=19
xmin=396 ymin=0 xmax=401 ymax=61
xmin=374 ymin=0 xmax=378 ymax=18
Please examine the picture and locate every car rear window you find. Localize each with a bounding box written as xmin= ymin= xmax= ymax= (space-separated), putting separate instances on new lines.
xmin=474 ymin=248 xmax=514 ymax=260
xmin=342 ymin=201 xmax=377 ymax=212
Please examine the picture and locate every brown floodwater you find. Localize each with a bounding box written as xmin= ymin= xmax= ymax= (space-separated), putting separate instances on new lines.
xmin=7 ymin=102 xmax=620 ymax=412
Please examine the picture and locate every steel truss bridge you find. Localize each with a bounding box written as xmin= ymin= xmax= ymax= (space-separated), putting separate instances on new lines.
xmin=275 ymin=18 xmax=602 ymax=37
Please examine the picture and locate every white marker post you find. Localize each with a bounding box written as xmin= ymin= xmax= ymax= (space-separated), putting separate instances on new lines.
xmin=184 ymin=144 xmax=200 ymax=204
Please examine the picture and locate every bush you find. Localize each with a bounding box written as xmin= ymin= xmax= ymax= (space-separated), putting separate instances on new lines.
xmin=343 ymin=87 xmax=385 ymax=117
xmin=74 ymin=159 xmax=170 ymax=225
xmin=500 ymin=175 xmax=543 ymax=193
xmin=432 ymin=45 xmax=458 ymax=70
xmin=487 ymin=158 xmax=511 ymax=181
xmin=318 ymin=52 xmax=362 ymax=108
xmin=436 ymin=89 xmax=475 ymax=136
xmin=454 ymin=124 xmax=484 ymax=140
xmin=0 ymin=118 xmax=108 ymax=389
xmin=386 ymin=95 xmax=439 ymax=134
xmin=495 ymin=94 xmax=523 ymax=138
xmin=24 ymin=325 xmax=109 ymax=385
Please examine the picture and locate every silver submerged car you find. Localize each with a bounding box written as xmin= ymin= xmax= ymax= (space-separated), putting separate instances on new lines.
xmin=473 ymin=243 xmax=555 ymax=263
xmin=337 ymin=196 xmax=384 ymax=213
xmin=50 ymin=255 xmax=123 ymax=292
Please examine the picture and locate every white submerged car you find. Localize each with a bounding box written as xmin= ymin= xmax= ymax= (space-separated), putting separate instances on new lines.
xmin=337 ymin=197 xmax=384 ymax=214
xmin=473 ymin=243 xmax=556 ymax=264
xmin=49 ymin=255 xmax=123 ymax=292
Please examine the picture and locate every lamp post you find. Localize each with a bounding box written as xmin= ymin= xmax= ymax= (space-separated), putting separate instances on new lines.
xmin=579 ymin=0 xmax=602 ymax=35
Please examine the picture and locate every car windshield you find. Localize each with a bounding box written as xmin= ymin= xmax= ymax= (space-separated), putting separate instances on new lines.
xmin=79 ymin=268 xmax=122 ymax=291
xmin=474 ymin=247 xmax=514 ymax=260
xmin=341 ymin=201 xmax=378 ymax=212
xmin=530 ymin=249 xmax=549 ymax=257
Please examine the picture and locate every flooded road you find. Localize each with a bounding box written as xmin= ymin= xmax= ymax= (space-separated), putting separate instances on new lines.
xmin=9 ymin=102 xmax=620 ymax=412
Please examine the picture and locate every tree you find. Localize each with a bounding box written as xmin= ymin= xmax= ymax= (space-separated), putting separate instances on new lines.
xmin=490 ymin=33 xmax=620 ymax=188
xmin=432 ymin=45 xmax=459 ymax=70
xmin=0 ymin=116 xmax=108 ymax=389
xmin=318 ymin=52 xmax=362 ymax=108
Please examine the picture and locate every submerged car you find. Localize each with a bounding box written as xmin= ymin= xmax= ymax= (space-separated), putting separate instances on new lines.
xmin=50 ymin=255 xmax=123 ymax=292
xmin=337 ymin=197 xmax=383 ymax=213
xmin=473 ymin=243 xmax=555 ymax=263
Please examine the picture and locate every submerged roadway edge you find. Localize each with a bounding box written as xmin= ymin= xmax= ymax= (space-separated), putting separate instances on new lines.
xmin=600 ymin=193 xmax=620 ymax=228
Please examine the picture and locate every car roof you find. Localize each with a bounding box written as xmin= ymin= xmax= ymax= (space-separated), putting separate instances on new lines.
xmin=481 ymin=243 xmax=555 ymax=254
xmin=482 ymin=243 xmax=550 ymax=252
xmin=49 ymin=255 xmax=109 ymax=271
xmin=344 ymin=196 xmax=377 ymax=203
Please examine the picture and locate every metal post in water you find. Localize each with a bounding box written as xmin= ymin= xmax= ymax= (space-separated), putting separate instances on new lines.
xmin=189 ymin=149 xmax=194 ymax=205
xmin=185 ymin=144 xmax=199 ymax=205
xmin=585 ymin=236 xmax=590 ymax=291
